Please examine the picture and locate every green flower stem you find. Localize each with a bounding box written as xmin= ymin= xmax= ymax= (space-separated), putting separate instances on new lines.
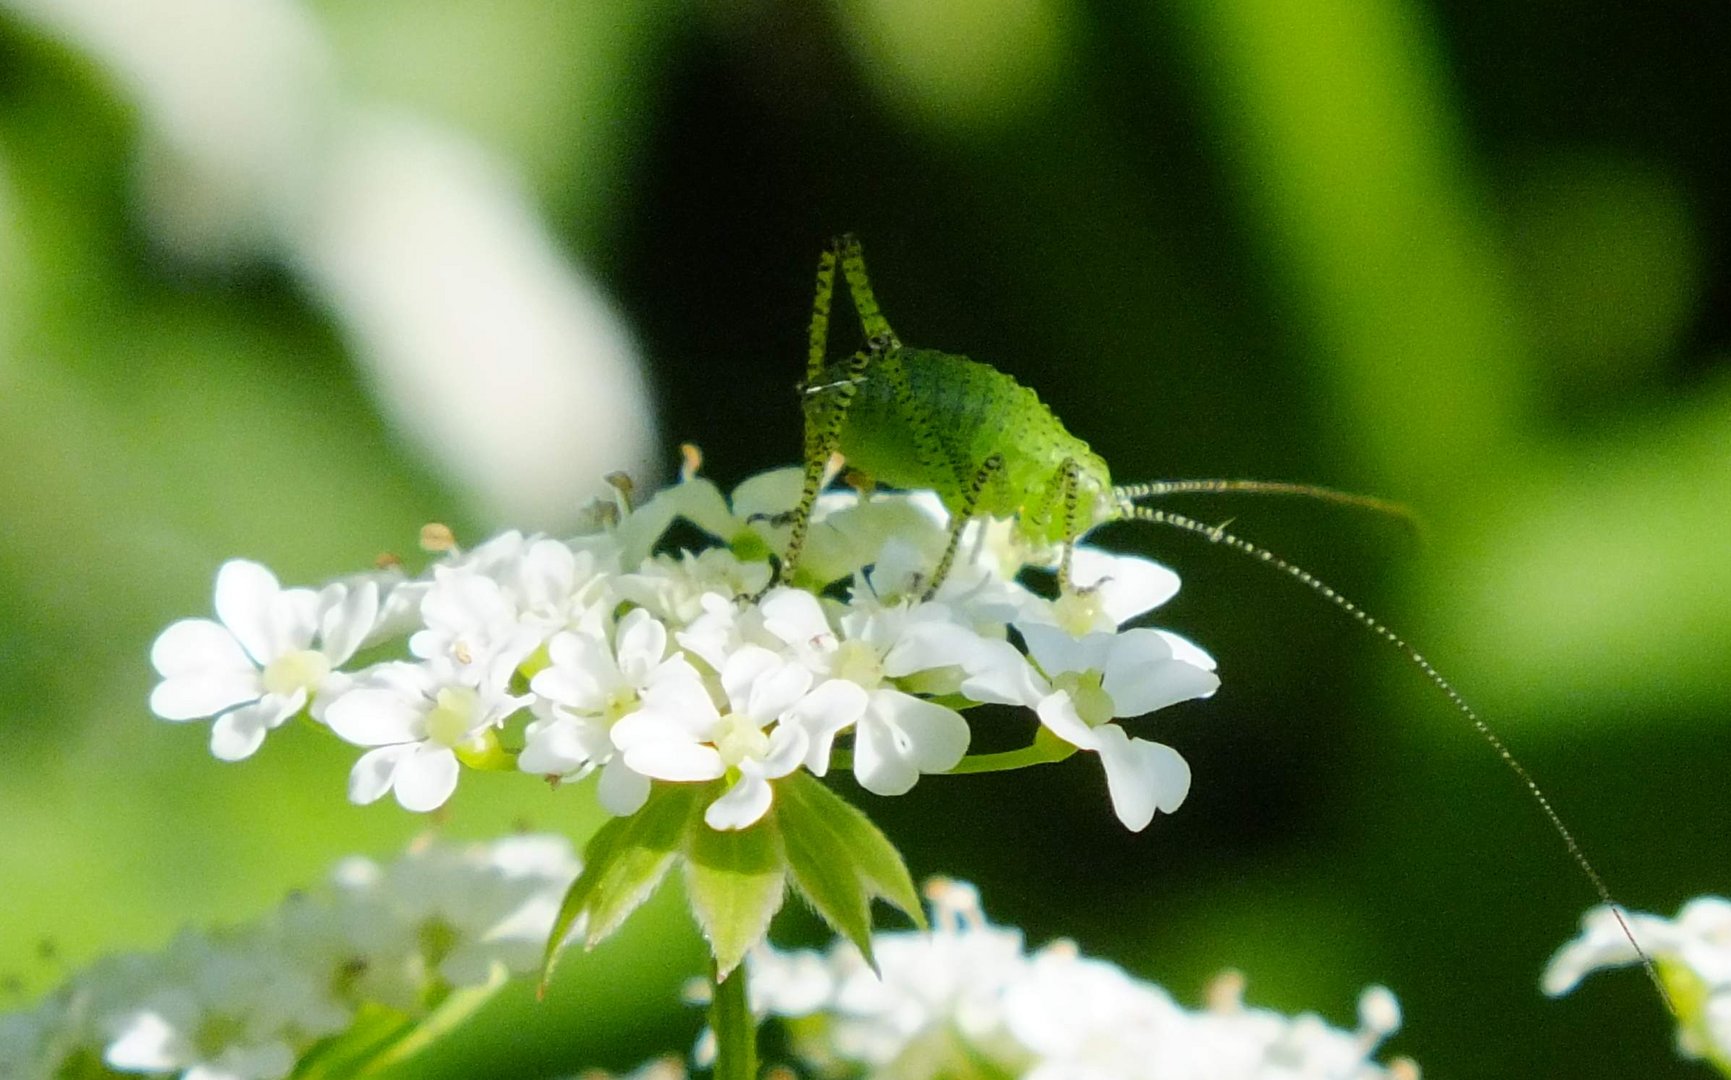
xmin=948 ymin=727 xmax=1077 ymax=774
xmin=710 ymin=955 xmax=758 ymax=1080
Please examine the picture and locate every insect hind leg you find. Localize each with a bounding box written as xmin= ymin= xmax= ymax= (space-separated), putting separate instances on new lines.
xmin=806 ymin=240 xmax=840 ymax=384
xmin=836 ymin=234 xmax=900 ymax=349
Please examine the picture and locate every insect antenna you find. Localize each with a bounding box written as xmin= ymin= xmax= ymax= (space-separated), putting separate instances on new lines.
xmin=1115 ymin=479 xmax=1424 ymax=537
xmin=1122 ymin=503 xmax=1672 ymax=1014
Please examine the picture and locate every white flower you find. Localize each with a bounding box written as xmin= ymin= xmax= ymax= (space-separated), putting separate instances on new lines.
xmin=333 ymin=835 xmax=583 ymax=987
xmin=5 ymin=835 xmax=585 ymax=1079
xmin=612 ymin=645 xmax=865 ymax=830
xmin=409 ymin=532 xmax=614 ymax=686
xmin=1021 ymin=623 xmax=1219 ymax=830
xmin=100 ymin=930 xmax=346 ymax=1080
xmin=760 ymin=589 xmax=975 ymax=796
xmin=1019 ymin=545 xmax=1182 ymax=637
xmin=150 ymin=559 xmax=381 ymax=760
xmin=615 ymin=548 xmax=772 ymax=626
xmin=750 ymin=879 xmax=1414 ymax=1080
xmin=522 ymin=609 xmax=700 ymax=816
xmin=675 ymin=591 xmax=782 ymax=675
xmin=613 ymin=470 xmax=801 ymax=568
xmin=326 ymin=661 xmax=530 ymax=811
xmin=1546 ymin=897 xmax=1731 ymax=1065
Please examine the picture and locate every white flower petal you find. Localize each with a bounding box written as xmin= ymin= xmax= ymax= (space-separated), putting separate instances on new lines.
xmin=720 ymin=646 xmax=785 ymax=712
xmin=530 ymin=632 xmax=613 ymax=710
xmin=317 ymin=580 xmax=380 ymax=665
xmin=744 ymin=659 xmax=813 ymax=722
xmin=517 ymin=715 xmax=600 ymax=778
xmin=1155 ymin=629 xmax=1217 ymax=671
xmin=623 ymin=740 xmax=726 ymax=783
xmin=787 ymin=679 xmax=869 ymax=774
xmin=760 ymin=588 xmax=834 ymax=649
xmin=150 ymin=618 xmax=254 ymax=679
xmin=213 ymin=559 xmax=287 ymax=664
xmin=393 ymin=744 xmax=460 ymax=811
xmin=1034 ymin=691 xmax=1101 ymax=752
xmin=613 ymin=679 xmax=719 ymax=747
xmin=853 ymin=692 xmax=970 ymax=796
xmin=705 ymin=774 xmax=774 ymax=830
xmin=596 ymin=756 xmax=652 ymax=816
xmin=210 ymin=693 xmax=303 ymax=761
xmin=348 ymin=745 xmax=411 ymax=804
xmin=149 ymin=672 xmax=262 ymax=722
xmin=1097 ymin=628 xmax=1219 ymax=716
xmin=960 ymin=638 xmax=1050 ymax=707
xmin=881 ymin=617 xmax=982 ymax=679
xmin=1092 ymin=726 xmax=1191 ymax=831
xmin=1020 ymin=622 xmax=1104 ymax=678
xmin=759 ymin=721 xmax=811 ymax=779
xmin=614 ymin=608 xmax=668 ymax=686
xmin=325 ymin=687 xmax=423 ymax=746
xmin=1101 ymin=656 xmax=1220 ymax=719
xmin=1070 ymin=547 xmax=1180 ymax=624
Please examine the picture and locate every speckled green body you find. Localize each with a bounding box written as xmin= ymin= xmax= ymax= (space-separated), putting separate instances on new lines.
xmin=806 ymin=346 xmax=1116 ymax=546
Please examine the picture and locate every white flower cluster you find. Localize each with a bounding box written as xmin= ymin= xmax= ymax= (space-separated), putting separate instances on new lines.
xmin=742 ymin=879 xmax=1416 ymax=1080
xmin=0 ymin=835 xmax=580 ymax=1080
xmin=149 ymin=465 xmax=1220 ymax=830
xmin=1546 ymin=897 xmax=1731 ymax=1067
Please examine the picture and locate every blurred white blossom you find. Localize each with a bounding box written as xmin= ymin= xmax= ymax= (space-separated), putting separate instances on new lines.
xmin=0 ymin=835 xmax=581 ymax=1080
xmin=745 ymin=878 xmax=1416 ymax=1080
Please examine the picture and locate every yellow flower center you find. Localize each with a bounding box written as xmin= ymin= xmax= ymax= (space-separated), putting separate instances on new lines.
xmin=603 ymin=687 xmax=640 ymax=725
xmin=1052 ymin=589 xmax=1105 ymax=638
xmin=1052 ymin=670 xmax=1114 ymax=728
xmin=714 ymin=711 xmax=769 ymax=768
xmin=834 ymin=640 xmax=885 ymax=688
xmin=261 ymin=649 xmax=332 ymax=698
xmin=425 ymin=686 xmax=482 ymax=747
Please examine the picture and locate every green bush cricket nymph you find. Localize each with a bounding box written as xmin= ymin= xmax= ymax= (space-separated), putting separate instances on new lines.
xmin=777 ymin=234 xmax=1664 ymax=1006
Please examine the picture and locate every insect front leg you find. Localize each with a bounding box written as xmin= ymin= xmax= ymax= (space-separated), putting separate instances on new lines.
xmin=779 ymin=350 xmax=873 ymax=589
xmin=927 ymin=453 xmax=1006 ymax=600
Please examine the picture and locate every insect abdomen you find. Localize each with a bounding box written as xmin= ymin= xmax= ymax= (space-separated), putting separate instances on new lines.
xmin=813 ymin=348 xmax=1111 ymax=541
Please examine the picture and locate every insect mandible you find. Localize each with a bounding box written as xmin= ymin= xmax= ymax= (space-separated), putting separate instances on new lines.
xmin=775 ymin=233 xmax=1664 ymax=1006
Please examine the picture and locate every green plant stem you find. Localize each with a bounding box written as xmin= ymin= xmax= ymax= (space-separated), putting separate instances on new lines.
xmin=947 ymin=727 xmax=1077 ymax=774
xmin=710 ymin=956 xmax=757 ymax=1080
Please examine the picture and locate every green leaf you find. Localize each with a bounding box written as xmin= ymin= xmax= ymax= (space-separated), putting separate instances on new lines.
xmin=539 ymin=782 xmax=707 ymax=992
xmin=776 ymin=772 xmax=924 ymax=968
xmin=684 ymin=813 xmax=788 ymax=979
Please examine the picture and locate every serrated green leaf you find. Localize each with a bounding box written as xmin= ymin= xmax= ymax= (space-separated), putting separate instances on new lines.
xmin=776 ymin=772 xmax=925 ymax=968
xmin=684 ymin=813 xmax=788 ymax=979
xmin=539 ymin=782 xmax=707 ymax=991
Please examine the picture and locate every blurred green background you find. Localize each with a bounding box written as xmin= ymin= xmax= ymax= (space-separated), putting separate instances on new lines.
xmin=2 ymin=1 xmax=1728 ymax=1076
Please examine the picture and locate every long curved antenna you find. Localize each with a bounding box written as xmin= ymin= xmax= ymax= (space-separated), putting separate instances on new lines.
xmin=1125 ymin=504 xmax=1672 ymax=1014
xmin=1115 ymin=479 xmax=1424 ymax=538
